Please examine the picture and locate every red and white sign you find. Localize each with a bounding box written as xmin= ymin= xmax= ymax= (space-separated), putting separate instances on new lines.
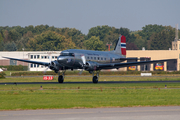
xmin=43 ymin=75 xmax=53 ymax=80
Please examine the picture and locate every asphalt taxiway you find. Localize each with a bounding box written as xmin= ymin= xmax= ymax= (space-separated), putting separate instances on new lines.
xmin=1 ymin=80 xmax=180 ymax=85
xmin=0 ymin=106 xmax=180 ymax=120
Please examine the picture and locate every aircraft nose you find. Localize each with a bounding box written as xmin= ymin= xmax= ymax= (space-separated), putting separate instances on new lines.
xmin=57 ymin=56 xmax=66 ymax=62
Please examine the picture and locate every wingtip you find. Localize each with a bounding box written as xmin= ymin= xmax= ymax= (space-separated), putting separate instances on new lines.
xmin=2 ymin=56 xmax=7 ymax=58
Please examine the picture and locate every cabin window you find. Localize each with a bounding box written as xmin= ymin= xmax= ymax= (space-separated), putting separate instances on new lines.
xmin=101 ymin=58 xmax=103 ymax=60
xmin=91 ymin=57 xmax=93 ymax=59
xmin=60 ymin=52 xmax=74 ymax=56
xmin=31 ymin=64 xmax=33 ymax=68
xmin=34 ymin=64 xmax=36 ymax=67
xmin=94 ymin=57 xmax=96 ymax=60
xmin=104 ymin=58 xmax=106 ymax=60
xmin=31 ymin=55 xmax=33 ymax=59
xmin=52 ymin=56 xmax=54 ymax=59
xmin=45 ymin=56 xmax=47 ymax=59
xmin=97 ymin=57 xmax=99 ymax=60
xmin=37 ymin=55 xmax=40 ymax=59
xmin=37 ymin=64 xmax=39 ymax=67
xmin=87 ymin=57 xmax=89 ymax=59
xmin=41 ymin=56 xmax=44 ymax=59
xmin=34 ymin=55 xmax=36 ymax=59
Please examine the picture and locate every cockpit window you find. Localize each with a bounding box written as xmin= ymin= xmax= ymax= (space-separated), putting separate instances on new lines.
xmin=60 ymin=52 xmax=74 ymax=56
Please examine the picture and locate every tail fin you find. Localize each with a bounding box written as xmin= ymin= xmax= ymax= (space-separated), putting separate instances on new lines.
xmin=113 ymin=35 xmax=126 ymax=57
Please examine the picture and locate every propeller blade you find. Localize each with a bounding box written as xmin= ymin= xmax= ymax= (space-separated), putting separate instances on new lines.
xmin=44 ymin=67 xmax=49 ymax=74
xmin=78 ymin=56 xmax=86 ymax=75
xmin=79 ymin=69 xmax=83 ymax=75
xmin=44 ymin=53 xmax=52 ymax=74
xmin=81 ymin=55 xmax=86 ymax=65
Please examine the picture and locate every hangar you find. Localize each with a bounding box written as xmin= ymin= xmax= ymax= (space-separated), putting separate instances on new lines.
xmin=125 ymin=40 xmax=179 ymax=71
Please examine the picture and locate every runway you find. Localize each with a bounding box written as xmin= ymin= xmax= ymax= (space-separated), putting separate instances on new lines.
xmin=0 ymin=106 xmax=180 ymax=120
xmin=1 ymin=80 xmax=180 ymax=85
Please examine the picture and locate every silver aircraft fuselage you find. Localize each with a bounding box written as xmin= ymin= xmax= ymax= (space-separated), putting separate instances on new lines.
xmin=57 ymin=49 xmax=125 ymax=69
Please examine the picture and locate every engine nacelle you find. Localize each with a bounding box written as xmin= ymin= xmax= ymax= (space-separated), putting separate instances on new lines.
xmin=84 ymin=61 xmax=99 ymax=71
xmin=49 ymin=60 xmax=60 ymax=73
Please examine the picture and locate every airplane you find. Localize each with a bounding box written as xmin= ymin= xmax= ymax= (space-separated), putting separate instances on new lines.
xmin=3 ymin=35 xmax=174 ymax=83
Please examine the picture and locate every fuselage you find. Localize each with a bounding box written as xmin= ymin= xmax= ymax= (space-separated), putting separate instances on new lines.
xmin=57 ymin=49 xmax=125 ymax=69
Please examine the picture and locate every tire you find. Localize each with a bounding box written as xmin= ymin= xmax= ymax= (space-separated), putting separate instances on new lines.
xmin=58 ymin=75 xmax=64 ymax=83
xmin=93 ymin=76 xmax=98 ymax=83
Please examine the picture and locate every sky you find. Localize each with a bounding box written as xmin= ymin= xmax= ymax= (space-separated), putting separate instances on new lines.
xmin=0 ymin=0 xmax=180 ymax=34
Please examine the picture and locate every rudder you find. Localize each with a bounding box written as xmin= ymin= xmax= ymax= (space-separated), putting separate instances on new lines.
xmin=113 ymin=35 xmax=126 ymax=57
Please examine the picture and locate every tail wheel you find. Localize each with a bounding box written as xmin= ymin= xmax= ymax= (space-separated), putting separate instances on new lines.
xmin=93 ymin=76 xmax=98 ymax=83
xmin=58 ymin=75 xmax=64 ymax=83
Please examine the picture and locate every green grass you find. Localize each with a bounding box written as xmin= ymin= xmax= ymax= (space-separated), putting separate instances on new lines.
xmin=1 ymin=75 xmax=180 ymax=83
xmin=0 ymin=76 xmax=180 ymax=110
xmin=0 ymin=86 xmax=180 ymax=110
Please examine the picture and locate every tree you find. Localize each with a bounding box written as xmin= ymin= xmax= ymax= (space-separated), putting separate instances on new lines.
xmin=0 ymin=33 xmax=4 ymax=51
xmin=0 ymin=33 xmax=3 ymax=42
xmin=87 ymin=25 xmax=112 ymax=42
xmin=84 ymin=36 xmax=105 ymax=51
xmin=149 ymin=26 xmax=175 ymax=50
xmin=104 ymin=30 xmax=119 ymax=50
xmin=15 ymin=31 xmax=34 ymax=51
xmin=34 ymin=25 xmax=48 ymax=34
xmin=24 ymin=25 xmax=35 ymax=33
xmin=126 ymin=42 xmax=139 ymax=50
xmin=139 ymin=24 xmax=165 ymax=40
xmin=0 ymin=41 xmax=4 ymax=51
xmin=57 ymin=28 xmax=86 ymax=49
xmin=8 ymin=29 xmax=21 ymax=41
xmin=114 ymin=27 xmax=136 ymax=43
xmin=4 ymin=41 xmax=17 ymax=51
xmin=26 ymin=31 xmax=76 ymax=51
xmin=134 ymin=34 xmax=146 ymax=50
xmin=2 ymin=30 xmax=9 ymax=43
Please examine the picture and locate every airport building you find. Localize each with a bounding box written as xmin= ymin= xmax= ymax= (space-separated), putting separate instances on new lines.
xmin=125 ymin=39 xmax=180 ymax=71
xmin=0 ymin=40 xmax=180 ymax=72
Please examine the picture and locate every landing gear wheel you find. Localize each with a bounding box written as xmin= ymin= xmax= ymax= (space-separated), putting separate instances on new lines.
xmin=93 ymin=76 xmax=98 ymax=83
xmin=58 ymin=75 xmax=64 ymax=83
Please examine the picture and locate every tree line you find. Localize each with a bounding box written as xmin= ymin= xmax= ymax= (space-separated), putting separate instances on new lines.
xmin=0 ymin=24 xmax=179 ymax=51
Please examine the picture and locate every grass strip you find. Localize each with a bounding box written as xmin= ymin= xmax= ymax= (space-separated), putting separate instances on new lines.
xmin=0 ymin=76 xmax=180 ymax=110
xmin=0 ymin=86 xmax=180 ymax=110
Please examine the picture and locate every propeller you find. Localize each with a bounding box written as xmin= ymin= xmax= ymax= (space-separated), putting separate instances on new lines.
xmin=79 ymin=55 xmax=86 ymax=75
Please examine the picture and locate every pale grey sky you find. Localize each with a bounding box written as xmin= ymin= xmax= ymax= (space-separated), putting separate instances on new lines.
xmin=0 ymin=0 xmax=179 ymax=34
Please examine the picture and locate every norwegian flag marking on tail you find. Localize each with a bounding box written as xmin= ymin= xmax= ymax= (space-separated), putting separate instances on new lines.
xmin=121 ymin=35 xmax=126 ymax=56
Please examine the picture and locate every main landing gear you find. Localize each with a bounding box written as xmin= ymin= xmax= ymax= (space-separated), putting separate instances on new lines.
xmin=58 ymin=70 xmax=100 ymax=84
xmin=58 ymin=70 xmax=66 ymax=83
xmin=92 ymin=71 xmax=100 ymax=83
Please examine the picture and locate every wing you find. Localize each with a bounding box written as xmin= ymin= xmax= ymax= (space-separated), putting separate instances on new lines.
xmin=3 ymin=57 xmax=49 ymax=66
xmin=97 ymin=59 xmax=174 ymax=70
